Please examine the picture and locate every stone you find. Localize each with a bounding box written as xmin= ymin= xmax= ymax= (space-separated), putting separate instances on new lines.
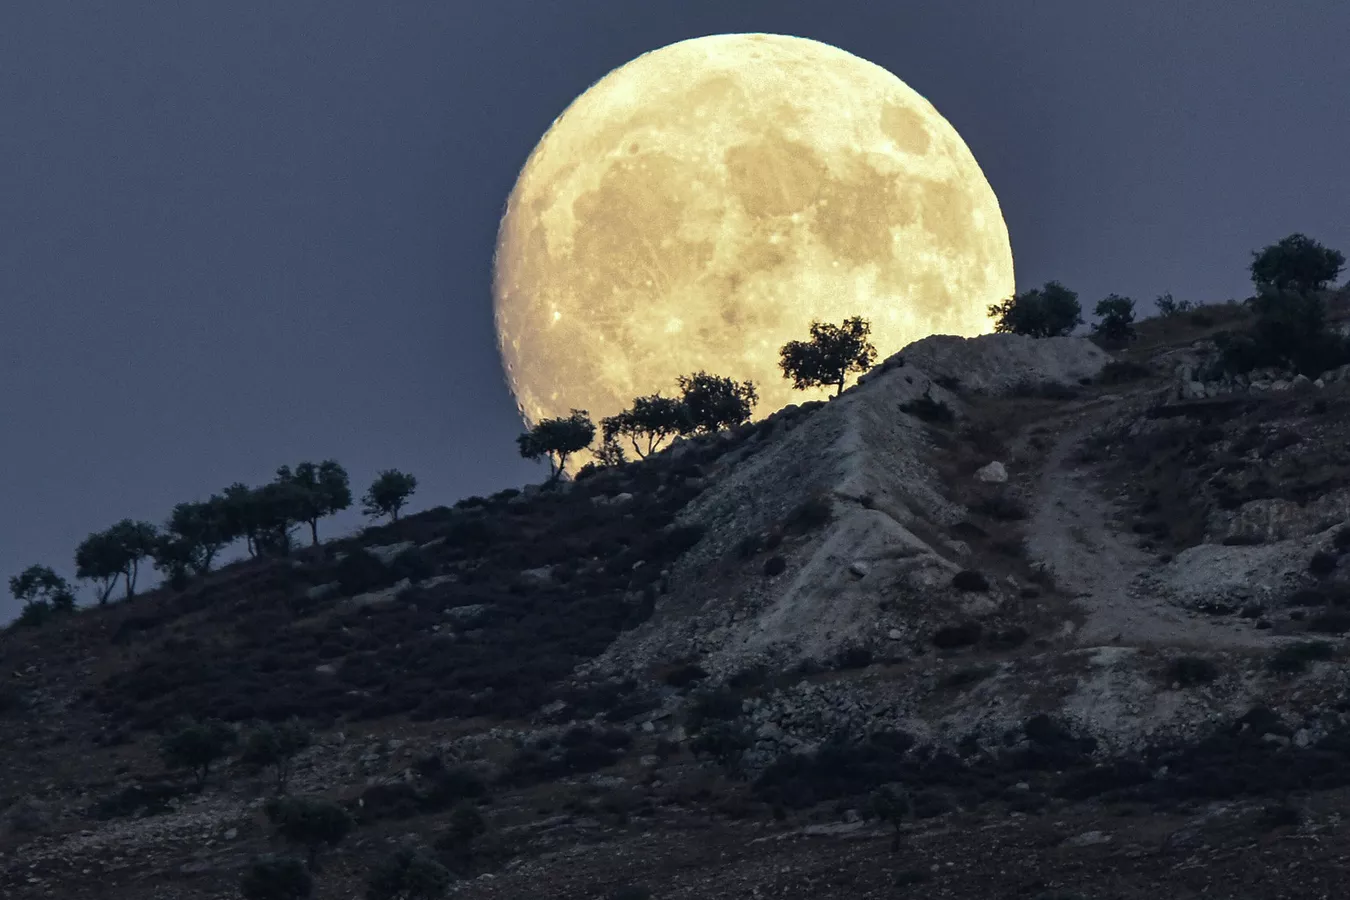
xmin=887 ymin=629 xmax=904 ymax=640
xmin=1292 ymin=374 xmax=1312 ymax=388
xmin=519 ymin=566 xmax=554 ymax=586
xmin=1065 ymin=829 xmax=1112 ymax=847
xmin=975 ymin=461 xmax=1008 ymax=483
xmin=314 ymin=664 xmax=337 ymax=676
xmin=641 ymin=721 xmax=656 ymax=734
xmin=1271 ymin=380 xmax=1292 ymax=392
xmin=335 ymin=579 xmax=411 ymax=615
xmin=366 ymin=541 xmax=415 ymax=565
xmin=1315 ymin=378 xmax=1326 ymax=389
xmin=444 ymin=603 xmax=493 ymax=624
xmin=305 ymin=582 xmax=340 ymax=601
xmin=1180 ymin=380 xmax=1207 ymax=400
xmin=848 ymin=561 xmax=870 ymax=578
xmin=224 ymin=828 xmax=238 ymax=840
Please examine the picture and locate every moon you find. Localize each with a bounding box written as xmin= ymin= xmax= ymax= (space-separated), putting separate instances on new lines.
xmin=493 ymin=33 xmax=1014 ymax=450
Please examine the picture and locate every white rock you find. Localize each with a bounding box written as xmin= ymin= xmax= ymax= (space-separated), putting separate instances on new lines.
xmin=848 ymin=561 xmax=870 ymax=578
xmin=975 ymin=461 xmax=1008 ymax=484
xmin=1292 ymin=374 xmax=1312 ymax=388
xmin=887 ymin=629 xmax=904 ymax=640
xmin=315 ymin=664 xmax=337 ymax=676
xmin=305 ymin=582 xmax=340 ymax=601
xmin=1314 ymin=378 xmax=1326 ymax=388
xmin=1271 ymin=380 xmax=1292 ymax=391
xmin=366 ymin=542 xmax=415 ymax=565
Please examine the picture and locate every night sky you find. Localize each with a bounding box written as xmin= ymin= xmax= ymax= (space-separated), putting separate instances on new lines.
xmin=3 ymin=1 xmax=1347 ymax=619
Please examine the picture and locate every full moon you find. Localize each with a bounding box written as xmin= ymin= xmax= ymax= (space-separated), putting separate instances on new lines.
xmin=493 ymin=33 xmax=1014 ymax=447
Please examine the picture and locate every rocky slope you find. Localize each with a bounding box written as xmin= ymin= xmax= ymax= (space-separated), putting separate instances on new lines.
xmin=5 ymin=306 xmax=1350 ymax=900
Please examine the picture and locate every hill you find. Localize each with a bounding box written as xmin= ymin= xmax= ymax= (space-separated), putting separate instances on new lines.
xmin=5 ymin=295 xmax=1350 ymax=899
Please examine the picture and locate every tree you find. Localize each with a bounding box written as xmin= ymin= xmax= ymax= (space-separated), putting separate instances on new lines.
xmin=1250 ymin=233 xmax=1345 ymax=294
xmin=241 ymin=855 xmax=313 ymax=900
xmin=601 ymin=394 xmax=690 ymax=459
xmin=155 ymin=498 xmax=230 ymax=582
xmin=253 ymin=481 xmax=310 ymax=557
xmin=870 ymin=783 xmax=911 ymax=853
xmin=778 ymin=316 xmax=878 ymax=396
xmin=363 ymin=470 xmax=418 ymax=522
xmin=265 ymin=796 xmax=354 ymax=869
xmin=243 ymin=719 xmax=313 ymax=795
xmin=1154 ymin=292 xmax=1193 ymax=317
xmin=676 ymin=372 xmax=758 ymax=434
xmin=366 ymin=847 xmax=453 ymax=900
xmin=1091 ymin=294 xmax=1137 ymax=346
xmin=516 ymin=410 xmax=596 ymax=481
xmin=220 ymin=482 xmax=262 ymax=557
xmin=104 ymin=519 xmax=159 ymax=598
xmin=988 ymin=281 xmax=1083 ymax=337
xmin=160 ymin=719 xmax=237 ymax=792
xmin=74 ymin=530 xmax=123 ymax=605
xmin=1223 ymin=287 xmax=1350 ymax=376
xmin=9 ymin=564 xmax=76 ymax=612
xmin=278 ymin=461 xmax=353 ymax=546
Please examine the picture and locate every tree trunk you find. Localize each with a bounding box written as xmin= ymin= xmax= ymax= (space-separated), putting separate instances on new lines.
xmin=310 ymin=519 xmax=320 ymax=547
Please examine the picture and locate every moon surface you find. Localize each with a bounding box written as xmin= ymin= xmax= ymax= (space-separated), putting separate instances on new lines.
xmin=493 ymin=33 xmax=1014 ymax=445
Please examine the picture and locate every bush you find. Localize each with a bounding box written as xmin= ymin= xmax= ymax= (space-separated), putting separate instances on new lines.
xmin=1249 ymin=233 xmax=1345 ymax=294
xmin=1268 ymin=641 xmax=1336 ymax=674
xmin=1092 ymin=294 xmax=1136 ymax=346
xmin=785 ymin=495 xmax=833 ymax=532
xmin=1168 ymin=656 xmax=1219 ymax=687
xmin=366 ymin=847 xmax=452 ymax=900
xmin=900 ymin=391 xmax=954 ymax=424
xmin=988 ymin=281 xmax=1083 ymax=337
xmin=265 ymin=796 xmax=354 ymax=868
xmin=1309 ymin=551 xmax=1338 ymax=576
xmin=160 ymin=719 xmax=236 ymax=791
xmin=334 ymin=548 xmax=393 ymax=596
xmin=241 ymin=855 xmax=313 ymax=900
xmin=932 ymin=622 xmax=982 ymax=649
xmin=677 ymin=372 xmax=758 ymax=433
xmin=971 ymin=493 xmax=1029 ymax=521
xmin=242 ymin=719 xmax=312 ymax=794
xmin=951 ymin=570 xmax=990 ymax=592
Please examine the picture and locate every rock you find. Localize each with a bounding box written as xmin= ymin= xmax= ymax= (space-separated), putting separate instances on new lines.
xmin=335 ymin=579 xmax=411 ymax=615
xmin=887 ymin=629 xmax=904 ymax=640
xmin=366 ymin=541 xmax=415 ymax=565
xmin=1180 ymin=380 xmax=1207 ymax=400
xmin=305 ymin=582 xmax=340 ymax=601
xmin=1292 ymin=374 xmax=1312 ymax=388
xmin=314 ymin=664 xmax=337 ymax=676
xmin=224 ymin=828 xmax=238 ymax=840
xmin=975 ymin=461 xmax=1008 ymax=483
xmin=1271 ymin=380 xmax=1292 ymax=391
xmin=1314 ymin=378 xmax=1326 ymax=388
xmin=611 ymin=492 xmax=634 ymax=505
xmin=641 ymin=721 xmax=656 ymax=734
xmin=1065 ymin=829 xmax=1112 ymax=847
xmin=848 ymin=561 xmax=870 ymax=578
xmin=519 ymin=566 xmax=554 ymax=586
xmin=802 ymin=821 xmax=866 ymax=836
xmin=445 ymin=603 xmax=493 ymax=625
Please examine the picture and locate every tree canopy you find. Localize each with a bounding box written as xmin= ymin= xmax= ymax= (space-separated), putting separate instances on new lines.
xmin=362 ymin=470 xmax=418 ymax=522
xmin=601 ymin=394 xmax=690 ymax=459
xmin=277 ymin=461 xmax=353 ymax=546
xmin=778 ymin=316 xmax=878 ymax=396
xmin=1091 ymin=294 xmax=1137 ymax=347
xmin=1250 ymin=233 xmax=1345 ymax=294
xmin=988 ymin=281 xmax=1083 ymax=338
xmin=676 ymin=372 xmax=757 ymax=434
xmin=517 ymin=410 xmax=596 ymax=480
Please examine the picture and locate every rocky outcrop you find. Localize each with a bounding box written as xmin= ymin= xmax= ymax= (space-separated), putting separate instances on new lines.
xmin=895 ymin=333 xmax=1111 ymax=395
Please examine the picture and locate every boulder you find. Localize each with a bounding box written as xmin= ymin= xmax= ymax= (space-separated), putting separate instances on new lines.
xmin=975 ymin=461 xmax=1008 ymax=484
xmin=366 ymin=541 xmax=415 ymax=565
xmin=335 ymin=578 xmax=410 ymax=614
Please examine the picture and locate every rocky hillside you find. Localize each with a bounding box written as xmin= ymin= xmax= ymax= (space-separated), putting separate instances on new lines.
xmin=5 ymin=298 xmax=1350 ymax=900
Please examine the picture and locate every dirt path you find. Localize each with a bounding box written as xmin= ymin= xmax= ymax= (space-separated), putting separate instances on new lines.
xmin=1023 ymin=400 xmax=1269 ymax=650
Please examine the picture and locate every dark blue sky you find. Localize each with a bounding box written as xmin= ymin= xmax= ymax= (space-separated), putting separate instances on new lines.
xmin=3 ymin=0 xmax=1347 ymax=618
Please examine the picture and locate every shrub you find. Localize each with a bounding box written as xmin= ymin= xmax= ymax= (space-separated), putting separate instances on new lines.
xmin=663 ymin=664 xmax=709 ymax=688
xmin=366 ymin=847 xmax=452 ymax=900
xmin=1155 ymin=293 xmax=1193 ymax=317
xmin=1309 ymin=551 xmax=1338 ymax=576
xmin=242 ymin=719 xmax=312 ymax=794
xmin=265 ymin=796 xmax=354 ymax=868
xmin=334 ymin=548 xmax=393 ymax=596
xmin=932 ymin=622 xmax=982 ymax=649
xmin=971 ymin=493 xmax=1029 ymax=521
xmin=988 ymin=281 xmax=1083 ymax=337
xmin=785 ymin=495 xmax=833 ymax=532
xmin=870 ymin=783 xmax=911 ymax=852
xmin=1168 ymin=656 xmax=1219 ymax=687
xmin=1249 ymin=233 xmax=1345 ymax=294
xmin=160 ymin=719 xmax=236 ymax=791
xmin=951 ymin=570 xmax=990 ymax=592
xmin=241 ymin=855 xmax=313 ymax=900
xmin=1307 ymin=611 xmax=1350 ymax=634
xmin=899 ymin=391 xmax=954 ymax=424
xmin=91 ymin=781 xmax=184 ymax=820
xmin=1268 ymin=641 xmax=1335 ymax=675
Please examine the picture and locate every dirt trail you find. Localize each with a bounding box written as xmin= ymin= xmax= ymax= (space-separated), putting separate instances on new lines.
xmin=1024 ymin=400 xmax=1270 ymax=650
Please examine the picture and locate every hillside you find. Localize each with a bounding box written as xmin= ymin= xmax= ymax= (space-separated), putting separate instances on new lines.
xmin=6 ymin=296 xmax=1350 ymax=900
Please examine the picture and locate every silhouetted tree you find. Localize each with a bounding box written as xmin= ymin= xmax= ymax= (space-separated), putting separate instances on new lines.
xmin=601 ymin=394 xmax=689 ymax=458
xmin=1091 ymin=294 xmax=1137 ymax=346
xmin=1154 ymin=292 xmax=1192 ymax=317
xmin=9 ymin=564 xmax=76 ymax=611
xmin=160 ymin=718 xmax=237 ymax=792
xmin=154 ymin=497 xmax=231 ymax=582
xmin=517 ymin=410 xmax=596 ymax=481
xmin=363 ymin=469 xmax=418 ymax=522
xmin=220 ymin=481 xmax=262 ymax=557
xmin=243 ymin=719 xmax=313 ymax=795
xmin=1250 ymin=233 xmax=1345 ymax=294
xmin=778 ymin=316 xmax=877 ymax=396
xmin=278 ymin=460 xmax=353 ymax=546
xmin=1221 ymin=286 xmax=1350 ymax=376
xmin=265 ymin=796 xmax=354 ymax=870
xmin=366 ymin=847 xmax=453 ymax=900
xmin=241 ymin=856 xmax=313 ymax=900
xmin=253 ymin=480 xmax=310 ymax=556
xmin=676 ymin=372 xmax=757 ymax=434
xmin=74 ymin=530 xmax=122 ymax=605
xmin=988 ymin=281 xmax=1083 ymax=337
xmin=870 ymin=783 xmax=911 ymax=853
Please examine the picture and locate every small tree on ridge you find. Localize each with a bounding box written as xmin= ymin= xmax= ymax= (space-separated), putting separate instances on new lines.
xmin=677 ymin=372 xmax=757 ymax=434
xmin=778 ymin=316 xmax=877 ymax=396
xmin=517 ymin=410 xmax=596 ymax=480
xmin=363 ymin=470 xmax=418 ymax=522
xmin=988 ymin=281 xmax=1083 ymax=337
xmin=601 ymin=394 xmax=689 ymax=459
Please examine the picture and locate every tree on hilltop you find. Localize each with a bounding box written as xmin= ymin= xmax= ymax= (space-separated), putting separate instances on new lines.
xmin=988 ymin=281 xmax=1083 ymax=337
xmin=517 ymin=410 xmax=596 ymax=481
xmin=74 ymin=530 xmax=122 ymax=605
xmin=153 ymin=497 xmax=231 ymax=586
xmin=778 ymin=316 xmax=877 ymax=396
xmin=676 ymin=372 xmax=757 ymax=434
xmin=601 ymin=394 xmax=690 ymax=459
xmin=9 ymin=564 xmax=76 ymax=626
xmin=363 ymin=469 xmax=418 ymax=522
xmin=277 ymin=460 xmax=352 ymax=546
xmin=1249 ymin=233 xmax=1345 ymax=294
xmin=1091 ymin=294 xmax=1137 ymax=347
